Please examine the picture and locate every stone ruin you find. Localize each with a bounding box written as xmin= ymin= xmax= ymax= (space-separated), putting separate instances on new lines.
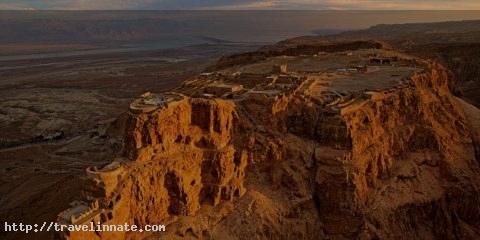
xmin=57 ymin=160 xmax=126 ymax=228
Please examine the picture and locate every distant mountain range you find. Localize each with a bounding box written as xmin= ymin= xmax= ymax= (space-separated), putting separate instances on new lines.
xmin=336 ymin=20 xmax=480 ymax=47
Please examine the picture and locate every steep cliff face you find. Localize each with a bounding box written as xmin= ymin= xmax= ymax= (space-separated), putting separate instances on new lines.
xmin=405 ymin=43 xmax=480 ymax=108
xmin=254 ymin=63 xmax=480 ymax=239
xmin=57 ymin=96 xmax=248 ymax=240
xmin=58 ymin=43 xmax=480 ymax=240
xmin=344 ymin=64 xmax=475 ymax=200
xmin=313 ymin=65 xmax=480 ymax=239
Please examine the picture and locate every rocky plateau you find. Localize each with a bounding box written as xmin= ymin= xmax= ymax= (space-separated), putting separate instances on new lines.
xmin=56 ymin=40 xmax=480 ymax=240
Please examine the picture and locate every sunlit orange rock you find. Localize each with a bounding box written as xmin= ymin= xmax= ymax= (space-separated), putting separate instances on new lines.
xmin=57 ymin=41 xmax=480 ymax=240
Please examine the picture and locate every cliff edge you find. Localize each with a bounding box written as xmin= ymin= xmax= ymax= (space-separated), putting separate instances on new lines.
xmin=57 ymin=41 xmax=480 ymax=240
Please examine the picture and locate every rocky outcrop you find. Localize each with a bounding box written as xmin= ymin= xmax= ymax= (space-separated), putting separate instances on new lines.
xmin=404 ymin=43 xmax=480 ymax=108
xmin=254 ymin=62 xmax=480 ymax=239
xmin=57 ymin=42 xmax=480 ymax=240
xmin=314 ymin=64 xmax=480 ymax=239
xmin=57 ymin=96 xmax=248 ymax=240
xmin=344 ymin=64 xmax=475 ymax=201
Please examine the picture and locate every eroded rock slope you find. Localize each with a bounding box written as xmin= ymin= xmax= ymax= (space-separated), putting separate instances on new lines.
xmin=57 ymin=41 xmax=480 ymax=240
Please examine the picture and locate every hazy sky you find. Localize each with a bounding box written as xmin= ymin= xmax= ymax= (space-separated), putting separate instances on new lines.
xmin=1 ymin=0 xmax=480 ymax=10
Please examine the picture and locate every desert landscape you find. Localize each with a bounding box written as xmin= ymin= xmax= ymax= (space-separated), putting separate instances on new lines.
xmin=1 ymin=9 xmax=480 ymax=240
xmin=0 ymin=33 xmax=260 ymax=240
